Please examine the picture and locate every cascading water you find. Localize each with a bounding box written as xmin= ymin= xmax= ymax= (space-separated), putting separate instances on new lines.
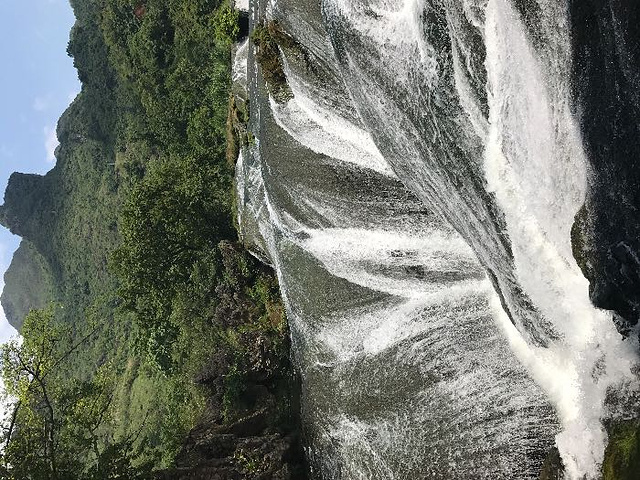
xmin=483 ymin=1 xmax=638 ymax=476
xmin=234 ymin=0 xmax=640 ymax=478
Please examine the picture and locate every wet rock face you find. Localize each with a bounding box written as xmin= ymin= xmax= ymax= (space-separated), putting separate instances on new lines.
xmin=538 ymin=448 xmax=564 ymax=480
xmin=569 ymin=0 xmax=640 ymax=331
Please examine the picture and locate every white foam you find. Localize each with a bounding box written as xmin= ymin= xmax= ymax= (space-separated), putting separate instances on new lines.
xmin=484 ymin=0 xmax=639 ymax=476
xmin=246 ymin=1 xmax=626 ymax=476
xmin=269 ymin=62 xmax=395 ymax=177
xmin=300 ymin=227 xmax=482 ymax=298
xmin=235 ymin=0 xmax=249 ymax=11
xmin=232 ymin=38 xmax=249 ymax=91
xmin=326 ymin=0 xmax=439 ymax=88
xmin=327 ymin=415 xmax=398 ymax=480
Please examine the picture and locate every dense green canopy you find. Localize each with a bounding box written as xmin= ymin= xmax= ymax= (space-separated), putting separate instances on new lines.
xmin=0 ymin=0 xmax=282 ymax=476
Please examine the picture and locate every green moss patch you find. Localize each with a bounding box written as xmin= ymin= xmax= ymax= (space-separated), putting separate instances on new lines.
xmin=603 ymin=420 xmax=640 ymax=480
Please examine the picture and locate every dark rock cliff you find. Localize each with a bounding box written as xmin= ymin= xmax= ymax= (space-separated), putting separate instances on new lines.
xmin=570 ymin=0 xmax=640 ymax=333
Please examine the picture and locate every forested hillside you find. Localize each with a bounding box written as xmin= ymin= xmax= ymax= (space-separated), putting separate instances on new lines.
xmin=0 ymin=1 xmax=303 ymax=478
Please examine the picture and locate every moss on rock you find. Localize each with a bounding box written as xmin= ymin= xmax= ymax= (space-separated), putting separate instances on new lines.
xmin=251 ymin=21 xmax=294 ymax=102
xmin=603 ymin=420 xmax=640 ymax=480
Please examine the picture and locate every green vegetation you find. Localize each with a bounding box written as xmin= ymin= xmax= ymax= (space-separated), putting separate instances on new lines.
xmin=603 ymin=420 xmax=640 ymax=480
xmin=251 ymin=21 xmax=294 ymax=102
xmin=0 ymin=306 xmax=153 ymax=479
xmin=0 ymin=242 xmax=54 ymax=332
xmin=0 ymin=0 xmax=302 ymax=477
xmin=213 ymin=5 xmax=240 ymax=43
xmin=110 ymin=154 xmax=233 ymax=371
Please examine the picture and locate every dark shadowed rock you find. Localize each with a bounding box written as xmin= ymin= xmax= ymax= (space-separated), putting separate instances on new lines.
xmin=569 ymin=0 xmax=640 ymax=333
xmin=538 ymin=448 xmax=564 ymax=480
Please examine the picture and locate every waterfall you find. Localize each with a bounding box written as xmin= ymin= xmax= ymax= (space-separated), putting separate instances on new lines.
xmin=234 ymin=0 xmax=640 ymax=477
xmin=484 ymin=0 xmax=638 ymax=476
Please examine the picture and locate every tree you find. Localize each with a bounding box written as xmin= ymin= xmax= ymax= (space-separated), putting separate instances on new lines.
xmin=0 ymin=306 xmax=145 ymax=479
xmin=212 ymin=5 xmax=240 ymax=43
xmin=1 ymin=306 xmax=66 ymax=478
xmin=110 ymin=154 xmax=233 ymax=370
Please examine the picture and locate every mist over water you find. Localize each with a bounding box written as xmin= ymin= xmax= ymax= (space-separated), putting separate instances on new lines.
xmin=234 ymin=0 xmax=640 ymax=477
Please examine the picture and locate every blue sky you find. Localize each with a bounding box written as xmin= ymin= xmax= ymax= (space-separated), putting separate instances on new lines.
xmin=0 ymin=0 xmax=80 ymax=343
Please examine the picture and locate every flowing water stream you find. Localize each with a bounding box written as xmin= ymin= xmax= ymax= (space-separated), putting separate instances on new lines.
xmin=234 ymin=0 xmax=640 ymax=478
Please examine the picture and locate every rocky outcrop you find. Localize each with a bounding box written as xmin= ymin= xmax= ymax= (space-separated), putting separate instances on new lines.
xmin=538 ymin=448 xmax=563 ymax=480
xmin=157 ymin=332 xmax=306 ymax=480
xmin=0 ymin=172 xmax=49 ymax=242
xmin=1 ymin=240 xmax=53 ymax=331
xmin=158 ymin=412 xmax=304 ymax=480
xmin=156 ymin=242 xmax=307 ymax=479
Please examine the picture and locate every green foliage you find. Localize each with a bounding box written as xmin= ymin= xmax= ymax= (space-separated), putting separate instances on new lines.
xmin=86 ymin=440 xmax=154 ymax=480
xmin=0 ymin=307 xmax=146 ymax=479
xmin=98 ymin=0 xmax=249 ymax=466
xmin=0 ymin=0 xmax=296 ymax=476
xmin=0 ymin=241 xmax=54 ymax=331
xmin=99 ymin=0 xmax=241 ymax=377
xmin=112 ymin=155 xmax=232 ymax=308
xmin=603 ymin=420 xmax=640 ymax=480
xmin=223 ymin=363 xmax=246 ymax=421
xmin=213 ymin=5 xmax=240 ymax=43
xmin=101 ymin=0 xmax=233 ymax=154
xmin=111 ymin=154 xmax=233 ymax=371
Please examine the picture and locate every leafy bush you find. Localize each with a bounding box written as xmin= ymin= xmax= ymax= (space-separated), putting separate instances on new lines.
xmin=213 ymin=5 xmax=240 ymax=43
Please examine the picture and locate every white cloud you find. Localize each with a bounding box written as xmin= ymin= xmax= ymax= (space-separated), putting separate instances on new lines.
xmin=44 ymin=125 xmax=58 ymax=163
xmin=68 ymin=89 xmax=80 ymax=103
xmin=32 ymin=96 xmax=49 ymax=112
